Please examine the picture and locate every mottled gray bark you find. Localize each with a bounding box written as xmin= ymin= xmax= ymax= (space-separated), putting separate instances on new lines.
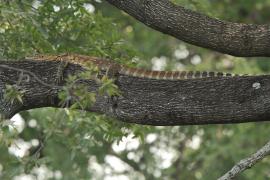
xmin=105 ymin=0 xmax=270 ymax=57
xmin=219 ymin=140 xmax=270 ymax=180
xmin=1 ymin=60 xmax=270 ymax=125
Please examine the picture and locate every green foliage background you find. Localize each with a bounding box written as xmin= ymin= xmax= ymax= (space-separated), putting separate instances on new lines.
xmin=1 ymin=0 xmax=270 ymax=179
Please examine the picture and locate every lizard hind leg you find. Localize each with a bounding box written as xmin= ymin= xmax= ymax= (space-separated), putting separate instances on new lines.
xmin=104 ymin=64 xmax=121 ymax=79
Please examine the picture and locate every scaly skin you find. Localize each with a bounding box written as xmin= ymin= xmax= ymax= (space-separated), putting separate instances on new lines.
xmin=26 ymin=54 xmax=242 ymax=80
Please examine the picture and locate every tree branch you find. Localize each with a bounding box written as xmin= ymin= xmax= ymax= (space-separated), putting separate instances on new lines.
xmin=218 ymin=140 xmax=270 ymax=180
xmin=1 ymin=59 xmax=270 ymax=125
xmin=105 ymin=0 xmax=270 ymax=57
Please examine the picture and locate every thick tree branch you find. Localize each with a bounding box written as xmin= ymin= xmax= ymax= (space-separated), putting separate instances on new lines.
xmin=219 ymin=140 xmax=270 ymax=180
xmin=1 ymin=60 xmax=270 ymax=125
xmin=105 ymin=0 xmax=270 ymax=57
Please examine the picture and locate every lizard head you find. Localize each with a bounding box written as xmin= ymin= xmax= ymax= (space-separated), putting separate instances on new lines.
xmin=25 ymin=54 xmax=59 ymax=61
xmin=25 ymin=53 xmax=74 ymax=61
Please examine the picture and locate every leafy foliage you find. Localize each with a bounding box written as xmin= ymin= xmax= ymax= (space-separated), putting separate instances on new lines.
xmin=4 ymin=84 xmax=25 ymax=105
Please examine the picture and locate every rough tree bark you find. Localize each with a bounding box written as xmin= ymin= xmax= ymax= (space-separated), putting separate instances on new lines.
xmin=219 ymin=140 xmax=270 ymax=180
xmin=105 ymin=0 xmax=270 ymax=57
xmin=1 ymin=59 xmax=270 ymax=126
xmin=100 ymin=1 xmax=270 ymax=178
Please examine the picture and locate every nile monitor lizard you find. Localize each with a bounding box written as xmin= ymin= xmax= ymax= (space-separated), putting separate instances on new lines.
xmin=26 ymin=54 xmax=244 ymax=80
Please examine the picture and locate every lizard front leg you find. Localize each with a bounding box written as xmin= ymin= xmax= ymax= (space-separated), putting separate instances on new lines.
xmin=55 ymin=54 xmax=69 ymax=85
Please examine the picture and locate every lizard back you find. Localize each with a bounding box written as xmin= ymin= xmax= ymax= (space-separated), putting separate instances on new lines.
xmin=26 ymin=54 xmax=243 ymax=80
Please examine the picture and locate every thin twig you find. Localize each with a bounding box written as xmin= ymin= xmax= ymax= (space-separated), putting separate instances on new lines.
xmin=0 ymin=64 xmax=62 ymax=89
xmin=218 ymin=140 xmax=270 ymax=180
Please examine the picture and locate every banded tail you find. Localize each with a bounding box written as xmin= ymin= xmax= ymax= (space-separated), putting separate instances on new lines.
xmin=119 ymin=67 xmax=243 ymax=80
